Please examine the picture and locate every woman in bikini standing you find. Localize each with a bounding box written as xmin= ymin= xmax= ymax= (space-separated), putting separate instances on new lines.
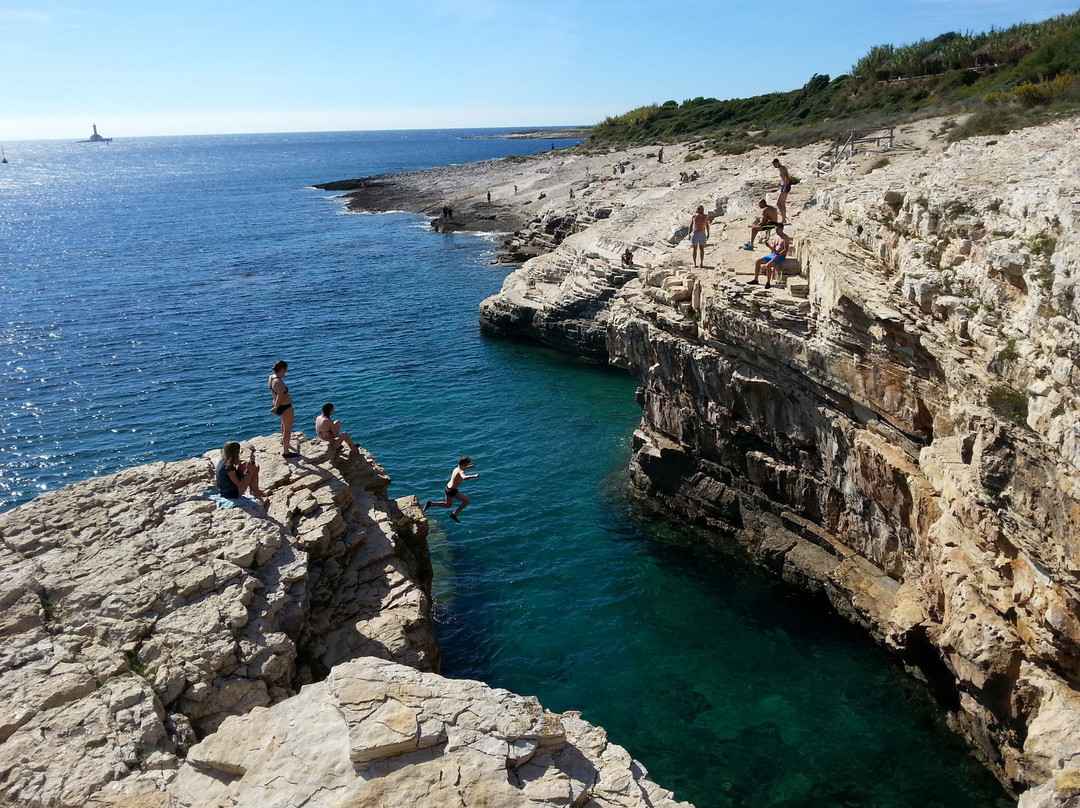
xmin=269 ymin=360 xmax=299 ymax=458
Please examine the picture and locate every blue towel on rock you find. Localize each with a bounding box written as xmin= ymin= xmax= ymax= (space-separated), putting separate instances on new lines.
xmin=203 ymin=490 xmax=262 ymax=512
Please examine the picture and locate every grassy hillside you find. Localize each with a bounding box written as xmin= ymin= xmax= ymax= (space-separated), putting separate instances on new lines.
xmin=588 ymin=10 xmax=1080 ymax=150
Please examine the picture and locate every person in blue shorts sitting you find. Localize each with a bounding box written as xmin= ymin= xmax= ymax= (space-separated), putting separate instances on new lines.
xmin=748 ymin=223 xmax=789 ymax=290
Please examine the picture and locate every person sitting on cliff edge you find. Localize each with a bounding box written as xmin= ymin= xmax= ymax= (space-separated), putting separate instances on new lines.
xmin=216 ymin=441 xmax=268 ymax=508
xmin=748 ymin=223 xmax=789 ymax=289
xmin=622 ymin=248 xmax=635 ymax=268
xmin=744 ymin=199 xmax=779 ymax=250
xmin=424 ymin=456 xmax=481 ymax=523
xmin=315 ymin=402 xmax=359 ymax=458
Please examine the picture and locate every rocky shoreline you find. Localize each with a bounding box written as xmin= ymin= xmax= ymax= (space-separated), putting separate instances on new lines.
xmin=0 ymin=434 xmax=689 ymax=807
xmin=319 ymin=116 xmax=1080 ymax=807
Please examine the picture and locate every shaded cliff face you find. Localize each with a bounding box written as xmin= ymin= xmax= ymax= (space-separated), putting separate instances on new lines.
xmin=479 ymin=117 xmax=1080 ymax=804
xmin=0 ymin=436 xmax=438 ymax=806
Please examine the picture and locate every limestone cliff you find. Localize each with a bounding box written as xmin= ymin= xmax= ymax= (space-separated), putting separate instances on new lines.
xmin=0 ymin=435 xmax=689 ymax=808
xmin=477 ymin=117 xmax=1080 ymax=805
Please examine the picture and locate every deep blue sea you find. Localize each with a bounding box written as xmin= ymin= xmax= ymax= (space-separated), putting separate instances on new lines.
xmin=0 ymin=130 xmax=1008 ymax=808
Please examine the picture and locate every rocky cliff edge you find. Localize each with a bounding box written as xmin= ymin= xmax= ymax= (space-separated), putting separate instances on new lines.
xmin=0 ymin=435 xmax=689 ymax=808
xmin=474 ymin=117 xmax=1080 ymax=806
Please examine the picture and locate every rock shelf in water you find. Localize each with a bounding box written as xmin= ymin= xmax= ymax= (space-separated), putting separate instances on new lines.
xmin=0 ymin=434 xmax=689 ymax=808
xmin=320 ymin=114 xmax=1080 ymax=808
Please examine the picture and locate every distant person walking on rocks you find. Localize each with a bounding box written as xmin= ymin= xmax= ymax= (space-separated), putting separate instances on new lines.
xmin=216 ymin=441 xmax=268 ymax=507
xmin=657 ymin=147 xmax=664 ymax=163
xmin=744 ymin=199 xmax=779 ymax=250
xmin=690 ymin=205 xmax=710 ymax=268
xmin=424 ymin=456 xmax=480 ymax=523
xmin=772 ymin=158 xmax=791 ymax=221
xmin=569 ymin=187 xmax=575 ymax=199
xmin=749 ymin=223 xmax=789 ymax=289
xmin=486 ymin=191 xmax=491 ymax=203
xmin=316 ymin=403 xmax=359 ymax=458
xmin=269 ymin=360 xmax=299 ymax=459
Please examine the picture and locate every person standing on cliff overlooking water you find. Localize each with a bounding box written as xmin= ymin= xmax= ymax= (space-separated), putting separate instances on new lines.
xmin=690 ymin=205 xmax=710 ymax=268
xmin=424 ymin=456 xmax=480 ymax=523
xmin=269 ymin=360 xmax=299 ymax=459
xmin=772 ymin=158 xmax=791 ymax=222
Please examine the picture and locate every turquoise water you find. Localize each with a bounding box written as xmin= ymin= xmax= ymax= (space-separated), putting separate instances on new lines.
xmin=0 ymin=132 xmax=1008 ymax=807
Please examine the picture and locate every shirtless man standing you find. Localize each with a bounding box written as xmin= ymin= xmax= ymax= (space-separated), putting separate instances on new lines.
xmin=744 ymin=199 xmax=779 ymax=250
xmin=772 ymin=158 xmax=791 ymax=222
xmin=689 ymin=205 xmax=710 ymax=268
xmin=424 ymin=456 xmax=481 ymax=523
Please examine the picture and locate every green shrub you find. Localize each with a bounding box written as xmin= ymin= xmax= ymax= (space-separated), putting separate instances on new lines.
xmin=1027 ymin=230 xmax=1057 ymax=257
xmin=947 ymin=109 xmax=1022 ymax=141
xmin=999 ymin=338 xmax=1020 ymax=362
xmin=988 ymin=386 xmax=1029 ymax=424
xmin=1013 ymin=79 xmax=1054 ymax=107
xmin=987 ymin=199 xmax=1004 ymax=213
xmin=945 ymin=200 xmax=977 ymax=218
xmin=684 ymin=152 xmax=703 ymax=162
xmin=868 ymin=157 xmax=891 ymax=171
xmin=1031 ymin=263 xmax=1055 ymax=290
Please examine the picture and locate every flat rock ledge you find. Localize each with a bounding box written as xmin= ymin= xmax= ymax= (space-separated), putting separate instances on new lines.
xmin=112 ymin=656 xmax=690 ymax=808
xmin=0 ymin=435 xmax=690 ymax=808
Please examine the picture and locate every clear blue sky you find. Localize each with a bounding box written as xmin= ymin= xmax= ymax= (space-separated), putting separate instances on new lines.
xmin=1 ymin=0 xmax=1075 ymax=139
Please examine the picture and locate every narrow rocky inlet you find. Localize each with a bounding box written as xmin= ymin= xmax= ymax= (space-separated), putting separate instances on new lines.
xmin=323 ymin=114 xmax=1080 ymax=807
xmin=0 ymin=435 xmax=687 ymax=807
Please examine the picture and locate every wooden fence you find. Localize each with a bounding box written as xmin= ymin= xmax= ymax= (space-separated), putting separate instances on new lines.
xmin=816 ymin=127 xmax=898 ymax=174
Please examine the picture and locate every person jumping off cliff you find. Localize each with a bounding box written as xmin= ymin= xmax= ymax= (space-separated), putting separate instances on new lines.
xmin=690 ymin=205 xmax=710 ymax=268
xmin=424 ymin=457 xmax=481 ymax=523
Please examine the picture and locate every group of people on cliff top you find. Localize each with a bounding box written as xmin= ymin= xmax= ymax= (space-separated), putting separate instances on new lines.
xmin=688 ymin=158 xmax=791 ymax=290
xmin=214 ymin=360 xmax=479 ymax=522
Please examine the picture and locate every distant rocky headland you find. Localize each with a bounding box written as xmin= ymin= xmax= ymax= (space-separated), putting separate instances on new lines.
xmin=0 ymin=435 xmax=689 ymax=807
xmin=317 ymin=113 xmax=1080 ymax=807
xmin=469 ymin=127 xmax=593 ymax=140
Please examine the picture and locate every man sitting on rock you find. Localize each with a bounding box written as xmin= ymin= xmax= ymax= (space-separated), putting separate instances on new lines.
xmin=622 ymin=248 xmax=635 ymax=268
xmin=748 ymin=223 xmax=789 ymax=289
xmin=744 ymin=199 xmax=779 ymax=250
